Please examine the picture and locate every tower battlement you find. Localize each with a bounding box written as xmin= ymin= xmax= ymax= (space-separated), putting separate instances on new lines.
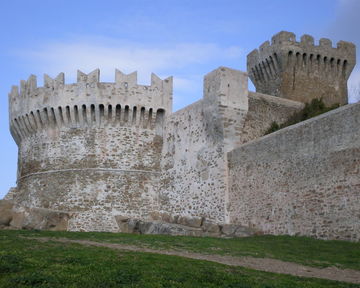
xmin=247 ymin=31 xmax=356 ymax=106
xmin=9 ymin=69 xmax=172 ymax=143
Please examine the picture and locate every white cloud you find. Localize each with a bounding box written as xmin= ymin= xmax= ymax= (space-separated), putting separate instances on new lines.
xmin=19 ymin=37 xmax=243 ymax=86
xmin=348 ymin=68 xmax=360 ymax=103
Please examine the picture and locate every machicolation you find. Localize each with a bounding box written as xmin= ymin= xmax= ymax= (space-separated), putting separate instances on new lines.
xmin=247 ymin=31 xmax=356 ymax=106
xmin=1 ymin=31 xmax=360 ymax=241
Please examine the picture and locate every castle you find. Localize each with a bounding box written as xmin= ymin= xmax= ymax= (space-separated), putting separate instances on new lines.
xmin=1 ymin=31 xmax=359 ymax=241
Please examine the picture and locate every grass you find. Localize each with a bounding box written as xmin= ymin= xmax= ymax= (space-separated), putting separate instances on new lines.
xmin=1 ymin=230 xmax=360 ymax=270
xmin=0 ymin=230 xmax=358 ymax=288
xmin=265 ymin=98 xmax=340 ymax=135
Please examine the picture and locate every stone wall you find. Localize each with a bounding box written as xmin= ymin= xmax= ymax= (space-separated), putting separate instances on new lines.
xmin=7 ymin=69 xmax=171 ymax=232
xmin=12 ymin=125 xmax=162 ymax=232
xmin=159 ymin=67 xmax=249 ymax=223
xmin=228 ymin=102 xmax=360 ymax=241
xmin=241 ymin=92 xmax=304 ymax=144
xmin=159 ymin=99 xmax=228 ymax=222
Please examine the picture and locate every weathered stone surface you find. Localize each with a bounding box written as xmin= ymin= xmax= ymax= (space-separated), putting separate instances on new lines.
xmin=138 ymin=220 xmax=203 ymax=237
xmin=115 ymin=215 xmax=130 ymax=224
xmin=177 ymin=216 xmax=204 ymax=228
xmin=9 ymin=212 xmax=25 ymax=229
xmin=0 ymin=200 xmax=13 ymax=226
xmin=7 ymin=207 xmax=70 ymax=231
xmin=248 ymin=31 xmax=356 ymax=106
xmin=228 ymin=102 xmax=360 ymax=241
xmin=202 ymin=221 xmax=221 ymax=234
xmin=221 ymin=224 xmax=255 ymax=237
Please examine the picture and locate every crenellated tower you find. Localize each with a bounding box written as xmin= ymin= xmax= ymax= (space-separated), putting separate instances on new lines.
xmin=247 ymin=31 xmax=356 ymax=106
xmin=8 ymin=69 xmax=173 ymax=231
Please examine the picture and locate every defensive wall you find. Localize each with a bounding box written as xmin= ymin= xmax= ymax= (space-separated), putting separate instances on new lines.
xmin=2 ymin=31 xmax=359 ymax=240
xmin=8 ymin=69 xmax=172 ymax=231
xmin=228 ymin=102 xmax=360 ymax=241
xmin=159 ymin=67 xmax=305 ymax=223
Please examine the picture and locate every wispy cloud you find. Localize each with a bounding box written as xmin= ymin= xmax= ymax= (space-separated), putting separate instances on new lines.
xmin=16 ymin=36 xmax=243 ymax=109
xmin=328 ymin=0 xmax=360 ymax=103
xmin=348 ymin=69 xmax=360 ymax=102
xmin=18 ymin=36 xmax=243 ymax=83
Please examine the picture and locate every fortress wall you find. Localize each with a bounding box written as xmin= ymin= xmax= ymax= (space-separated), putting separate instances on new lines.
xmin=159 ymin=99 xmax=228 ymax=222
xmin=159 ymin=67 xmax=249 ymax=223
xmin=13 ymin=125 xmax=162 ymax=231
xmin=241 ymin=92 xmax=304 ymax=144
xmin=8 ymin=69 xmax=171 ymax=232
xmin=228 ymin=102 xmax=360 ymax=241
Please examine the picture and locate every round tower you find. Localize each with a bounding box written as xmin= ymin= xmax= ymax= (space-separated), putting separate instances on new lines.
xmin=8 ymin=69 xmax=172 ymax=231
xmin=247 ymin=31 xmax=356 ymax=106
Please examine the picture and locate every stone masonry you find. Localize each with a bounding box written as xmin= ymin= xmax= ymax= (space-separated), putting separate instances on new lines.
xmin=247 ymin=31 xmax=356 ymax=106
xmin=2 ymin=31 xmax=359 ymax=241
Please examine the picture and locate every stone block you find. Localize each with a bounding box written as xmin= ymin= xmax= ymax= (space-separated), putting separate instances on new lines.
xmin=115 ymin=215 xmax=130 ymax=224
xmin=138 ymin=220 xmax=203 ymax=237
xmin=221 ymin=224 xmax=255 ymax=237
xmin=202 ymin=221 xmax=221 ymax=233
xmin=118 ymin=218 xmax=140 ymax=234
xmin=177 ymin=216 xmax=203 ymax=228
xmin=0 ymin=200 xmax=14 ymax=226
xmin=9 ymin=212 xmax=25 ymax=229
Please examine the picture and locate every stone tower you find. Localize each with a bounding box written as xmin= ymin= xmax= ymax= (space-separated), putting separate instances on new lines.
xmin=8 ymin=69 xmax=172 ymax=231
xmin=247 ymin=31 xmax=356 ymax=106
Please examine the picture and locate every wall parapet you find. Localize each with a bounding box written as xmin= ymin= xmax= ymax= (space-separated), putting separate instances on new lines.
xmin=9 ymin=69 xmax=172 ymax=119
xmin=8 ymin=69 xmax=171 ymax=143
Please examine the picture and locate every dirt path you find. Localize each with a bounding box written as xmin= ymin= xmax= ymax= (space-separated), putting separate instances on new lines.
xmin=32 ymin=237 xmax=360 ymax=284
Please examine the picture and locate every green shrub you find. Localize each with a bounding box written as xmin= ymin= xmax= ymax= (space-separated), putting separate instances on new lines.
xmin=265 ymin=98 xmax=340 ymax=135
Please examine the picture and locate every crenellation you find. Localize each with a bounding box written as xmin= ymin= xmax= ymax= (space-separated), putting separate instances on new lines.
xmin=44 ymin=72 xmax=65 ymax=89
xmin=248 ymin=31 xmax=356 ymax=106
xmin=9 ymin=69 xmax=173 ymax=137
xmin=300 ymin=34 xmax=314 ymax=46
xmin=115 ymin=70 xmax=137 ymax=89
xmin=271 ymin=31 xmax=296 ymax=45
xmin=319 ymin=38 xmax=332 ymax=48
xmin=77 ymin=69 xmax=100 ymax=84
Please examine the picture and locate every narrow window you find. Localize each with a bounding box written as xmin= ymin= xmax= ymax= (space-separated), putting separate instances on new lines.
xmin=132 ymin=106 xmax=137 ymax=125
xmin=50 ymin=107 xmax=57 ymax=126
xmin=82 ymin=105 xmax=87 ymax=124
xmin=74 ymin=105 xmax=79 ymax=124
xmin=43 ymin=108 xmax=50 ymax=125
xmin=342 ymin=60 xmax=348 ymax=78
xmin=148 ymin=108 xmax=153 ymax=129
xmin=124 ymin=105 xmax=129 ymax=123
xmin=140 ymin=107 xmax=145 ymax=126
xmin=37 ymin=109 xmax=44 ymax=127
xmin=91 ymin=104 xmax=96 ymax=123
xmin=58 ymin=107 xmax=64 ymax=124
xmin=155 ymin=108 xmax=165 ymax=129
xmin=65 ymin=106 xmax=71 ymax=124
xmin=99 ymin=104 xmax=105 ymax=124
xmin=116 ymin=104 xmax=121 ymax=123
xmin=287 ymin=51 xmax=293 ymax=66
xmin=302 ymin=53 xmax=307 ymax=66
xmin=30 ymin=111 xmax=38 ymax=129
xmin=108 ymin=105 xmax=113 ymax=122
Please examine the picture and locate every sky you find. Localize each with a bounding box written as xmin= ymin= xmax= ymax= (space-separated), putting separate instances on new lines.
xmin=0 ymin=0 xmax=359 ymax=198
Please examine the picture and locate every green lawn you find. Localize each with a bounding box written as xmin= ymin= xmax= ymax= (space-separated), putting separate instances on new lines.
xmin=0 ymin=230 xmax=358 ymax=288
xmin=5 ymin=229 xmax=360 ymax=270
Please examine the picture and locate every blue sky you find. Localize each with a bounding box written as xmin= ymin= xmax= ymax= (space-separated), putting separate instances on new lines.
xmin=0 ymin=0 xmax=359 ymax=198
